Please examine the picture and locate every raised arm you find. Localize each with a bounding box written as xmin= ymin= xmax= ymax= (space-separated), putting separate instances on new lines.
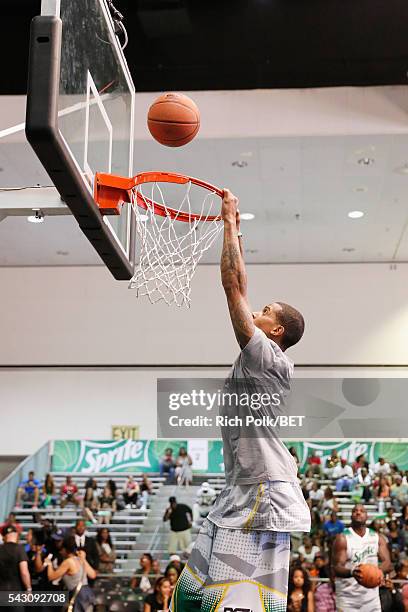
xmin=220 ymin=189 xmax=255 ymax=348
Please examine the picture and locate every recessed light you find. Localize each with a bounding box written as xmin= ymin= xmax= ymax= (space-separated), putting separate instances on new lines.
xmin=232 ymin=160 xmax=248 ymax=168
xmin=240 ymin=151 xmax=253 ymax=158
xmin=240 ymin=212 xmax=255 ymax=220
xmin=348 ymin=210 xmax=364 ymax=219
xmin=358 ymin=157 xmax=375 ymax=166
xmin=56 ymin=250 xmax=69 ymax=256
xmin=342 ymin=247 xmax=355 ymax=252
xmin=353 ymin=186 xmax=368 ymax=193
xmin=27 ymin=209 xmax=44 ymax=223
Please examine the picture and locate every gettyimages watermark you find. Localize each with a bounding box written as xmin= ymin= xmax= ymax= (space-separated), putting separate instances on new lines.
xmin=157 ymin=377 xmax=408 ymax=439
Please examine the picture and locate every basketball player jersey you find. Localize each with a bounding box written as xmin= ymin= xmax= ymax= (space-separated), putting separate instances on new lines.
xmin=335 ymin=527 xmax=381 ymax=612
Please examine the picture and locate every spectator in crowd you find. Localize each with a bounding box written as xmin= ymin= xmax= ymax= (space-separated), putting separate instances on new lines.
xmin=95 ymin=528 xmax=116 ymax=574
xmin=144 ymin=576 xmax=171 ymax=612
xmin=287 ymin=566 xmax=314 ymax=611
xmin=307 ymin=482 xmax=324 ymax=511
xmin=352 ymin=453 xmax=369 ymax=473
xmin=44 ymin=535 xmax=96 ymax=610
xmin=386 ymin=519 xmax=405 ymax=562
xmin=297 ymin=535 xmax=321 ymax=568
xmin=379 ymin=575 xmax=405 ymax=612
xmin=131 ymin=553 xmax=156 ymax=593
xmin=370 ymin=518 xmax=386 ymax=534
xmin=0 ymin=525 xmax=31 ymax=591
xmin=15 ymin=470 xmax=40 ymax=508
xmin=175 ymin=447 xmax=193 ymax=486
xmin=165 ymin=554 xmax=185 ymax=576
xmin=140 ymin=474 xmax=153 ymax=511
xmin=323 ymin=510 xmax=344 ymax=538
xmin=376 ymin=475 xmax=391 ymax=500
xmin=98 ymin=484 xmax=116 ymax=525
xmin=321 ymin=486 xmax=338 ymax=515
xmin=312 ymin=552 xmax=335 ymax=611
xmin=123 ymin=475 xmax=140 ymax=508
xmin=307 ymin=450 xmax=322 ymax=476
xmin=391 ymin=474 xmax=408 ymax=510
xmin=324 ymin=449 xmax=340 ymax=478
xmin=60 ymin=476 xmax=82 ymax=509
xmin=151 ymin=558 xmax=161 ymax=575
xmin=83 ymin=482 xmax=99 ymax=524
xmin=39 ymin=473 xmax=57 ymax=508
xmin=163 ymin=496 xmax=192 ymax=555
xmin=374 ymin=456 xmax=391 ymax=476
xmin=192 ymin=481 xmax=217 ymax=525
xmin=0 ymin=512 xmax=23 ymax=535
xmin=332 ymin=458 xmax=353 ymax=492
xmin=107 ymin=479 xmax=117 ymax=499
xmin=73 ymin=519 xmax=99 ymax=572
xmin=399 ymin=503 xmax=408 ymax=529
xmin=159 ymin=448 xmax=176 ymax=483
xmin=165 ymin=565 xmax=180 ymax=595
xmin=289 ymin=446 xmax=301 ymax=471
xmin=356 ymin=467 xmax=372 ymax=502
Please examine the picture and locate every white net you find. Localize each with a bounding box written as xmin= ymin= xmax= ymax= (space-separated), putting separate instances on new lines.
xmin=129 ymin=180 xmax=223 ymax=307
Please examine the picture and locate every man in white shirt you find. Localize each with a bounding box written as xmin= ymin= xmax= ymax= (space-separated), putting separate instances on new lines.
xmin=374 ymin=457 xmax=391 ymax=476
xmin=333 ymin=459 xmax=354 ymax=492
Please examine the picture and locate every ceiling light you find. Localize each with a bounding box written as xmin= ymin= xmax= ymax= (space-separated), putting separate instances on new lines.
xmin=56 ymin=250 xmax=69 ymax=256
xmin=358 ymin=157 xmax=374 ymax=166
xmin=240 ymin=151 xmax=253 ymax=158
xmin=353 ymin=186 xmax=368 ymax=193
xmin=232 ymin=160 xmax=248 ymax=168
xmin=240 ymin=212 xmax=255 ymax=220
xmin=342 ymin=247 xmax=355 ymax=252
xmin=27 ymin=209 xmax=44 ymax=223
xmin=348 ymin=210 xmax=364 ymax=219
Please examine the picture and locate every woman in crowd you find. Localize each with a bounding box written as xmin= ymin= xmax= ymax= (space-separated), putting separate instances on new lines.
xmin=144 ymin=577 xmax=171 ymax=612
xmin=131 ymin=553 xmax=156 ymax=593
xmin=40 ymin=474 xmax=57 ymax=508
xmin=356 ymin=467 xmax=373 ymax=503
xmin=297 ymin=536 xmax=321 ymax=569
xmin=165 ymin=565 xmax=180 ymax=596
xmin=376 ymin=475 xmax=391 ymax=500
xmin=386 ymin=519 xmax=405 ymax=562
xmin=175 ymin=447 xmax=193 ymax=486
xmin=140 ymin=474 xmax=153 ymax=510
xmin=98 ymin=484 xmax=116 ymax=525
xmin=83 ymin=481 xmax=99 ymax=524
xmin=123 ymin=475 xmax=140 ymax=508
xmin=96 ymin=528 xmax=116 ymax=573
xmin=287 ymin=566 xmax=314 ymax=612
xmin=312 ymin=553 xmax=335 ymax=611
xmin=44 ymin=535 xmax=96 ymax=611
xmin=321 ymin=487 xmax=338 ymax=516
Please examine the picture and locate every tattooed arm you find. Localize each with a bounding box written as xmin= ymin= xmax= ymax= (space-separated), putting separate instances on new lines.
xmin=221 ymin=189 xmax=255 ymax=348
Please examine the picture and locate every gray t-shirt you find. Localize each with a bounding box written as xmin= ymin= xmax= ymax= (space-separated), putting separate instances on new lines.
xmin=208 ymin=326 xmax=311 ymax=532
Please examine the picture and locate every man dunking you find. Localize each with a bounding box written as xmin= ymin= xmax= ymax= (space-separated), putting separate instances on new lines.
xmin=171 ymin=189 xmax=310 ymax=612
xmin=332 ymin=503 xmax=392 ymax=612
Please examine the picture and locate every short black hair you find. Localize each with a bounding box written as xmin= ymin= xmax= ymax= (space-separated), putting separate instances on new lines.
xmin=275 ymin=302 xmax=305 ymax=350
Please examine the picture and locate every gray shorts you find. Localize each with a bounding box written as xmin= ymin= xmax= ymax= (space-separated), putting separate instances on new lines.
xmin=170 ymin=518 xmax=290 ymax=612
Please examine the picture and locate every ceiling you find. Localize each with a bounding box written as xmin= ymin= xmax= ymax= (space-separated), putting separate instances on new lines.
xmin=2 ymin=0 xmax=408 ymax=95
xmin=2 ymin=129 xmax=408 ymax=266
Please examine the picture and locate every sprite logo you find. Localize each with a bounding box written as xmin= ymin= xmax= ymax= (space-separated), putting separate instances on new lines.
xmin=53 ymin=440 xmax=152 ymax=473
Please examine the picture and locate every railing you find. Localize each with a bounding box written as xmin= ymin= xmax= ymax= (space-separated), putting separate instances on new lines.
xmin=0 ymin=442 xmax=51 ymax=520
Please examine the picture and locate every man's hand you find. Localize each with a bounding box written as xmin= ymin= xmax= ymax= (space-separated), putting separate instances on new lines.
xmin=352 ymin=566 xmax=365 ymax=585
xmin=222 ymin=189 xmax=239 ymax=224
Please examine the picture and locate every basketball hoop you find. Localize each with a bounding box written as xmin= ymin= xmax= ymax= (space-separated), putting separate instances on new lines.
xmin=94 ymin=172 xmax=224 ymax=307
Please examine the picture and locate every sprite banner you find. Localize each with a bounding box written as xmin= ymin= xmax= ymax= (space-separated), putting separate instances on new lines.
xmin=52 ymin=439 xmax=408 ymax=474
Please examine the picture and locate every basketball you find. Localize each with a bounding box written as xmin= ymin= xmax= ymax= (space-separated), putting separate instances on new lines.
xmin=357 ymin=564 xmax=383 ymax=588
xmin=147 ymin=92 xmax=200 ymax=147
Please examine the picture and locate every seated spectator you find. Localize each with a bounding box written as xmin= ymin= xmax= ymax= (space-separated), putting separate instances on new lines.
xmin=131 ymin=553 xmax=156 ymax=593
xmin=123 ymin=475 xmax=140 ymax=508
xmin=391 ymin=474 xmax=408 ymax=510
xmin=107 ymin=479 xmax=117 ymax=499
xmin=160 ymin=448 xmax=176 ymax=484
xmin=165 ymin=554 xmax=185 ymax=576
xmin=324 ymin=449 xmax=340 ymax=477
xmin=400 ymin=503 xmax=408 ymax=529
xmin=43 ymin=535 xmax=96 ymax=609
xmin=380 ymin=575 xmax=405 ymax=612
xmin=96 ymin=528 xmax=116 ymax=573
xmin=374 ymin=457 xmax=391 ymax=476
xmin=98 ymin=485 xmax=116 ymax=524
xmin=144 ymin=576 xmax=171 ymax=612
xmin=287 ymin=566 xmax=314 ymax=612
xmin=0 ymin=512 xmax=23 ymax=535
xmin=313 ymin=552 xmax=335 ymax=611
xmin=151 ymin=558 xmax=161 ymax=575
xmin=175 ymin=447 xmax=193 ymax=487
xmin=193 ymin=481 xmax=217 ymax=524
xmin=288 ymin=446 xmax=301 ymax=471
xmin=307 ymin=450 xmax=322 ymax=476
xmin=297 ymin=535 xmax=321 ymax=568
xmin=356 ymin=467 xmax=372 ymax=503
xmin=386 ymin=519 xmax=404 ymax=562
xmin=307 ymin=481 xmax=324 ymax=510
xmin=39 ymin=474 xmax=57 ymax=508
xmin=323 ymin=510 xmax=345 ymax=538
xmin=165 ymin=565 xmax=180 ymax=595
xmin=332 ymin=458 xmax=354 ymax=491
xmin=321 ymin=486 xmax=338 ymax=515
xmin=140 ymin=474 xmax=153 ymax=511
xmin=60 ymin=476 xmax=82 ymax=509
xmin=15 ymin=471 xmax=40 ymax=508
xmin=385 ymin=506 xmax=396 ymax=524
xmin=370 ymin=518 xmax=386 ymax=534
xmin=376 ymin=475 xmax=391 ymax=500
xmin=83 ymin=482 xmax=99 ymax=524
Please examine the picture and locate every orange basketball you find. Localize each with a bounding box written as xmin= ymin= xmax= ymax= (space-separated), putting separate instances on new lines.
xmin=358 ymin=564 xmax=383 ymax=588
xmin=147 ymin=92 xmax=200 ymax=147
